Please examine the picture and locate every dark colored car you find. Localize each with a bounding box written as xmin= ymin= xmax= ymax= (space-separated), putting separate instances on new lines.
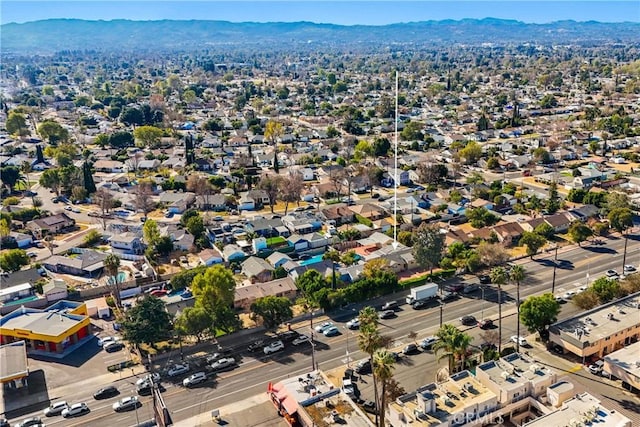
xmin=104 ymin=341 xmax=125 ymax=353
xmin=247 ymin=340 xmax=265 ymax=353
xmin=550 ymin=344 xmax=564 ymax=355
xmin=381 ymin=301 xmax=398 ymax=311
xmin=478 ymin=275 xmax=491 ymax=284
xmin=444 ymin=283 xmax=464 ymax=293
xmin=355 ymin=359 xmax=371 ymax=375
xmin=0 ymin=418 xmax=8 ymax=427
xmin=460 ymin=315 xmax=477 ymax=326
xmin=277 ymin=331 xmax=300 ymax=343
xmin=94 ymin=386 xmax=119 ymax=400
xmin=441 ymin=292 xmax=458 ymax=302
xmin=402 ymin=344 xmax=420 ymax=355
xmin=379 ymin=310 xmax=396 ymax=319
xmin=362 ymin=400 xmax=377 ymax=414
xmin=478 ymin=319 xmax=494 ymax=330
xmin=411 ymin=299 xmax=430 ymax=310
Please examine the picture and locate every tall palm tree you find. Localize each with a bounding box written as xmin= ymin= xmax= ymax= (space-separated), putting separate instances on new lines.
xmin=509 ymin=265 xmax=526 ymax=353
xmin=357 ymin=307 xmax=383 ymax=427
xmin=104 ymin=254 xmax=121 ymax=308
xmin=432 ymin=324 xmax=459 ymax=373
xmin=358 ymin=306 xmax=378 ymax=328
xmin=373 ymin=349 xmax=396 ymax=427
xmin=489 ymin=266 xmax=507 ymax=355
xmin=322 ymin=248 xmax=341 ymax=290
xmin=451 ymin=329 xmax=473 ymax=371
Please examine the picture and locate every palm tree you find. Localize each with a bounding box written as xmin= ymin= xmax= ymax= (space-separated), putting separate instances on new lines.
xmin=509 ymin=265 xmax=526 ymax=353
xmin=373 ymin=349 xmax=396 ymax=427
xmin=104 ymin=254 xmax=121 ymax=308
xmin=450 ymin=329 xmax=473 ymax=371
xmin=432 ymin=323 xmax=459 ymax=373
xmin=489 ymin=266 xmax=507 ymax=355
xmin=358 ymin=306 xmax=379 ymax=328
xmin=357 ymin=307 xmax=383 ymax=426
xmin=322 ymin=248 xmax=341 ymax=290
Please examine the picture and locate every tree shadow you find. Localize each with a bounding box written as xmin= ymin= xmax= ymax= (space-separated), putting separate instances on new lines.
xmin=582 ymin=246 xmax=617 ymax=254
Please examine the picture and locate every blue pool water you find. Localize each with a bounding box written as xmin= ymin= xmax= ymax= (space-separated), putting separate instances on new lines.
xmin=107 ymin=272 xmax=127 ymax=285
xmin=299 ymin=254 xmax=324 ymax=266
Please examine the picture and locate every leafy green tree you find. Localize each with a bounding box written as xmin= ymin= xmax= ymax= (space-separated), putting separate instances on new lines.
xmin=590 ymin=277 xmax=622 ymax=303
xmin=400 ymin=121 xmax=423 ymax=141
xmin=397 ymin=231 xmax=414 ymax=247
xmin=519 ymin=293 xmax=560 ymax=338
xmin=520 ymin=231 xmax=546 ymax=258
xmin=39 ymin=168 xmax=62 ymax=195
xmin=566 ymin=188 xmax=586 ymax=203
xmin=186 ymin=215 xmax=205 ymax=241
xmin=250 ymin=296 xmax=293 ymax=330
xmin=459 ymin=141 xmax=482 ymax=164
xmin=192 ymin=265 xmax=240 ymax=333
xmin=121 ymin=294 xmax=173 ymax=347
xmin=82 ymin=161 xmax=96 ymax=194
xmin=0 ymin=249 xmax=29 ymax=272
xmin=175 ymin=306 xmax=212 ymax=344
xmin=155 ymin=235 xmax=174 ymax=256
xmin=133 ymin=125 xmax=163 ymax=148
xmin=606 ymin=192 xmax=629 ymax=212
xmin=568 ymin=221 xmax=592 ymax=246
xmin=546 ymin=181 xmax=561 ymax=214
xmin=433 ymin=324 xmax=473 ymax=373
xmin=170 ymin=265 xmax=206 ymax=291
xmin=467 ymin=207 xmax=499 ymax=228
xmin=373 ymin=137 xmax=391 ymax=157
xmin=534 ymin=223 xmax=555 ymax=240
xmin=295 ymin=270 xmax=327 ymax=304
xmin=143 ymin=218 xmax=161 ymax=246
xmin=108 ymin=131 xmax=134 ymax=148
xmin=37 ymin=120 xmax=69 ymax=145
xmin=120 ymin=107 xmax=144 ymax=127
xmin=0 ymin=166 xmax=24 ymax=192
xmin=539 ymin=94 xmax=558 ymax=109
xmin=6 ymin=111 xmax=29 ymax=136
xmin=83 ymin=229 xmax=102 ymax=246
xmin=608 ymin=207 xmax=633 ymax=233
xmin=412 ymin=223 xmax=445 ymax=275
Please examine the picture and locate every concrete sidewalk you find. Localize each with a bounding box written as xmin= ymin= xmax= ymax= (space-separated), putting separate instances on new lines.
xmin=171 ymin=392 xmax=287 ymax=427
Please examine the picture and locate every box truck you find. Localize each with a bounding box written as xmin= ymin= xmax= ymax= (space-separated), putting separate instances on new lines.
xmin=405 ymin=282 xmax=438 ymax=305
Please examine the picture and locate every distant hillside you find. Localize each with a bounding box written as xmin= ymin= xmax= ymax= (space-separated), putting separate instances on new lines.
xmin=2 ymin=18 xmax=639 ymax=53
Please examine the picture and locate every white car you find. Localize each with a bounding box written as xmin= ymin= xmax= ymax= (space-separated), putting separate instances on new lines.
xmin=419 ymin=336 xmax=439 ymax=350
xmin=623 ymin=265 xmax=636 ymax=273
xmin=43 ymin=401 xmax=68 ymax=416
xmin=112 ymin=396 xmax=139 ymax=412
xmin=97 ymin=336 xmax=119 ymax=347
xmin=183 ymin=372 xmax=207 ymax=387
xmin=135 ymin=373 xmax=160 ymax=386
xmin=292 ymin=334 xmax=310 ymax=346
xmin=264 ymin=340 xmax=285 ymax=354
xmin=210 ymin=358 xmax=236 ymax=372
xmin=588 ymin=360 xmax=605 ymax=375
xmin=167 ymin=363 xmax=190 ymax=377
xmin=346 ymin=318 xmax=360 ymax=329
xmin=314 ymin=322 xmax=334 ymax=333
xmin=562 ymin=290 xmax=576 ymax=300
xmin=61 ymin=402 xmax=89 ymax=418
xmin=605 ymin=269 xmax=619 ymax=278
xmin=510 ymin=336 xmax=528 ymax=347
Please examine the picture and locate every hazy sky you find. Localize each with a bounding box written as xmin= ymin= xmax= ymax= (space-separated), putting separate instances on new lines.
xmin=2 ymin=1 xmax=639 ymax=25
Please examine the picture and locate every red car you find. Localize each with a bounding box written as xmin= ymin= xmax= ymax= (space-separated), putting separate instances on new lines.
xmin=149 ymin=289 xmax=168 ymax=297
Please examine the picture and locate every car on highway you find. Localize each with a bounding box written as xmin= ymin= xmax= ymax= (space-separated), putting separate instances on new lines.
xmin=381 ymin=301 xmax=398 ymax=311
xmin=605 ymin=269 xmax=619 ymax=278
xmin=264 ymin=340 xmax=285 ymax=354
xmin=460 ymin=315 xmax=477 ymax=326
xmin=411 ymin=299 xmax=431 ymax=309
xmin=346 ymin=317 xmax=360 ymax=329
xmin=93 ymin=385 xmax=119 ymax=400
xmin=562 ymin=290 xmax=576 ymax=300
xmin=276 ymin=331 xmax=300 ymax=343
xmin=624 ymin=264 xmax=636 ymax=273
xmin=378 ymin=310 xmax=396 ymax=319
xmin=183 ymin=372 xmax=208 ymax=387
xmin=419 ymin=336 xmax=439 ymax=350
xmin=43 ymin=401 xmax=68 ymax=416
xmin=247 ymin=339 xmax=265 ymax=353
xmin=61 ymin=402 xmax=89 ymax=418
xmin=478 ymin=319 xmax=494 ymax=330
xmin=441 ymin=291 xmax=458 ymax=302
xmin=167 ymin=363 xmax=190 ymax=377
xmin=210 ymin=358 xmax=236 ymax=372
xmin=510 ymin=336 xmax=528 ymax=347
xmin=15 ymin=417 xmax=44 ymax=427
xmin=104 ymin=341 xmax=125 ymax=353
xmin=402 ymin=343 xmax=420 ymax=355
xmin=314 ymin=322 xmax=334 ymax=333
xmin=112 ymin=396 xmax=140 ymax=412
xmin=444 ymin=283 xmax=464 ymax=293
xmin=323 ymin=326 xmax=340 ymax=337
xmin=135 ymin=373 xmax=160 ymax=386
xmin=292 ymin=334 xmax=310 ymax=345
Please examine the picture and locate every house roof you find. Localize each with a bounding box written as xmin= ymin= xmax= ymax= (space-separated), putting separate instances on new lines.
xmin=234 ymin=277 xmax=297 ymax=303
xmin=242 ymin=256 xmax=274 ymax=277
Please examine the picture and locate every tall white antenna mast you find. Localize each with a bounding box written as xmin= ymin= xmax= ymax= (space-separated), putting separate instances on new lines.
xmin=393 ymin=71 xmax=399 ymax=249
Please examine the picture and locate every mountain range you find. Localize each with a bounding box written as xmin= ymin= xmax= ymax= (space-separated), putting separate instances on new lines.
xmin=2 ymin=18 xmax=639 ymax=53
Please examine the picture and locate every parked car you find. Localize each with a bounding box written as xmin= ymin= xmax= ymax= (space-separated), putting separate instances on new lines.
xmin=402 ymin=343 xmax=419 ymax=355
xmin=135 ymin=373 xmax=160 ymax=386
xmin=247 ymin=340 xmax=265 ymax=353
xmin=510 ymin=336 xmax=528 ymax=347
xmin=43 ymin=401 xmax=69 ymax=416
xmin=210 ymin=358 xmax=236 ymax=372
xmin=555 ymin=295 xmax=567 ymax=304
xmin=562 ymin=290 xmax=576 ymax=300
xmin=460 ymin=315 xmax=477 ymax=326
xmin=355 ymin=359 xmax=371 ymax=374
xmin=292 ymin=334 xmax=310 ymax=346
xmin=605 ymin=269 xmax=619 ymax=278
xmin=588 ymin=360 xmax=605 ymax=375
xmin=277 ymin=331 xmax=299 ymax=343
xmin=149 ymin=289 xmax=168 ymax=297
xmin=112 ymin=396 xmax=140 ymax=412
xmin=440 ymin=291 xmax=458 ymax=302
xmin=478 ymin=274 xmax=491 ymax=284
xmin=0 ymin=418 xmax=8 ymax=427
xmin=419 ymin=336 xmax=439 ymax=350
xmin=104 ymin=341 xmax=125 ymax=353
xmin=206 ymin=353 xmax=223 ymax=364
xmin=183 ymin=372 xmax=208 ymax=387
xmin=361 ymin=400 xmax=376 ymax=414
xmin=314 ymin=322 xmax=334 ymax=333
xmin=624 ymin=264 xmax=636 ymax=273
xmin=346 ymin=318 xmax=360 ymax=329
xmin=167 ymin=363 xmax=190 ymax=377
xmin=478 ymin=319 xmax=494 ymax=330
xmin=264 ymin=340 xmax=285 ymax=354
xmin=462 ymin=283 xmax=480 ymax=294
xmin=323 ymin=326 xmax=340 ymax=337
xmin=97 ymin=336 xmax=119 ymax=347
xmin=378 ymin=310 xmax=396 ymax=319
xmin=61 ymin=402 xmax=89 ymax=418
xmin=93 ymin=386 xmax=119 ymax=400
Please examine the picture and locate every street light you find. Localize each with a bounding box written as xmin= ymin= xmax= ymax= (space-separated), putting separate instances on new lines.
xmin=551 ymin=244 xmax=559 ymax=294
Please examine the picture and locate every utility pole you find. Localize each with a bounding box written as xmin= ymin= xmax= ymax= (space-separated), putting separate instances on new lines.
xmin=344 ymin=326 xmax=351 ymax=367
xmin=480 ymin=286 xmax=485 ymax=320
xmin=309 ymin=305 xmax=317 ymax=372
xmin=622 ymin=232 xmax=629 ymax=272
xmin=439 ymin=303 xmax=444 ymax=327
xmin=551 ymin=244 xmax=559 ymax=294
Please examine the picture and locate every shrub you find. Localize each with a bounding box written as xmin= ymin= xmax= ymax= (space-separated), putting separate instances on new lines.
xmin=2 ymin=196 xmax=20 ymax=206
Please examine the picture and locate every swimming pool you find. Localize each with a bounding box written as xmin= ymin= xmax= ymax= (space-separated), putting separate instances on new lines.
xmin=299 ymin=254 xmax=324 ymax=266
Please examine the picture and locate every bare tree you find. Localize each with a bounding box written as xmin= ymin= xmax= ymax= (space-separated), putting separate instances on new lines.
xmin=280 ymin=170 xmax=304 ymax=214
xmin=329 ymin=167 xmax=346 ymax=199
xmin=134 ymin=181 xmax=156 ymax=216
xmin=128 ymin=151 xmax=144 ymax=177
xmin=187 ymin=174 xmax=213 ymax=211
xmin=257 ymin=174 xmax=282 ymax=213
xmin=94 ymin=187 xmax=114 ymax=230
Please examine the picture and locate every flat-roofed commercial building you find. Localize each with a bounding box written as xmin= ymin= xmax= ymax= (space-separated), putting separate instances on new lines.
xmin=0 ymin=300 xmax=91 ymax=356
xmin=522 ymin=392 xmax=632 ymax=427
xmin=0 ymin=340 xmax=29 ymax=389
xmin=603 ymin=341 xmax=640 ymax=392
xmin=548 ymin=291 xmax=640 ymax=360
xmin=388 ymin=370 xmax=498 ymax=427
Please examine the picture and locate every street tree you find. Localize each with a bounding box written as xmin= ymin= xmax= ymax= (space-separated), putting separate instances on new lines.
xmin=608 ymin=207 xmax=633 ymax=233
xmin=590 ymin=277 xmax=622 ymax=304
xmin=174 ymin=306 xmax=212 ymax=344
xmin=121 ymin=294 xmax=173 ymax=348
xmin=192 ymin=265 xmax=240 ymax=333
xmin=476 ymin=241 xmax=510 ymax=267
xmin=520 ymin=231 xmax=546 ymax=258
xmin=519 ymin=293 xmax=560 ymax=339
xmin=568 ymin=221 xmax=593 ymax=246
xmin=433 ymin=324 xmax=473 ymax=373
xmin=40 ymin=168 xmax=62 ymax=195
xmin=250 ymin=296 xmax=293 ymax=330
xmin=295 ymin=270 xmax=327 ymax=304
xmin=412 ymin=223 xmax=445 ymax=275
xmin=490 ymin=266 xmax=507 ymax=353
xmin=0 ymin=249 xmax=29 ymax=272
